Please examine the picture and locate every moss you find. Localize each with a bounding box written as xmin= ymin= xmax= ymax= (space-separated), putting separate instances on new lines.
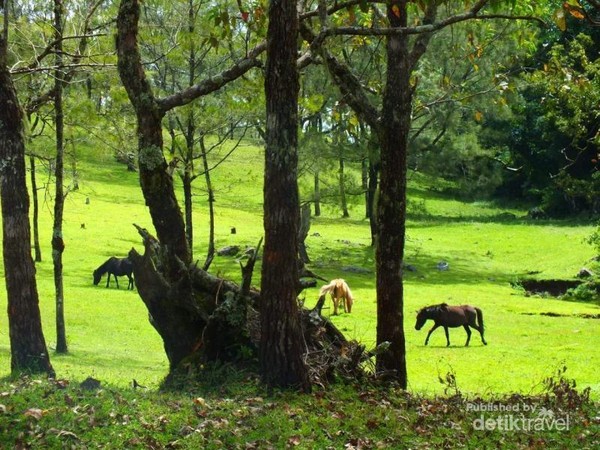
xmin=138 ymin=145 xmax=165 ymax=171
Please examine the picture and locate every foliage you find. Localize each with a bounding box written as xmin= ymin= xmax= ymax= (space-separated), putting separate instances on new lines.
xmin=564 ymin=280 xmax=600 ymax=303
xmin=493 ymin=28 xmax=600 ymax=215
xmin=542 ymin=171 xmax=600 ymax=218
xmin=587 ymin=218 xmax=600 ymax=253
xmin=408 ymin=18 xmax=534 ymax=200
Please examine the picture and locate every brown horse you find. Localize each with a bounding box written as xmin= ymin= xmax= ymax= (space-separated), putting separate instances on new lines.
xmin=319 ymin=279 xmax=354 ymax=315
xmin=415 ymin=303 xmax=487 ymax=347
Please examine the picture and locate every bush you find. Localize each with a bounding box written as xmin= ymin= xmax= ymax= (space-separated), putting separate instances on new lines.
xmin=587 ymin=221 xmax=600 ymax=256
xmin=564 ymin=281 xmax=600 ymax=303
xmin=541 ymin=171 xmax=600 ymax=218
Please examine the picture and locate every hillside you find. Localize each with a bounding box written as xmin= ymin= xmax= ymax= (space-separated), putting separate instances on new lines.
xmin=0 ymin=144 xmax=599 ymax=400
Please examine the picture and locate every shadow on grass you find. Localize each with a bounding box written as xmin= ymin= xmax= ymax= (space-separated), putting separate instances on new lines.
xmin=306 ymin=239 xmax=531 ymax=290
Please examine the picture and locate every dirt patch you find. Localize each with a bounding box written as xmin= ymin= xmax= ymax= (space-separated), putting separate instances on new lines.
xmin=515 ymin=279 xmax=582 ymax=297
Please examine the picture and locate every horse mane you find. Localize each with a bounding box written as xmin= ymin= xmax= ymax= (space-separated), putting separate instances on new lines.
xmin=419 ymin=303 xmax=448 ymax=314
xmin=94 ymin=256 xmax=118 ymax=276
xmin=340 ymin=280 xmax=353 ymax=302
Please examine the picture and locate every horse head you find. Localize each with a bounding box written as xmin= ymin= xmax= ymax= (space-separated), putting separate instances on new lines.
xmin=415 ymin=307 xmax=430 ymax=330
xmin=92 ymin=269 xmax=101 ymax=285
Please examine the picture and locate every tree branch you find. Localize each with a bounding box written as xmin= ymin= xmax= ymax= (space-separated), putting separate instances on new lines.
xmin=157 ymin=43 xmax=265 ymax=113
xmin=300 ymin=23 xmax=380 ymax=133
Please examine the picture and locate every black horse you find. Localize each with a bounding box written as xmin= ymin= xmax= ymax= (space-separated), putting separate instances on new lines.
xmin=415 ymin=303 xmax=487 ymax=347
xmin=93 ymin=256 xmax=134 ymax=290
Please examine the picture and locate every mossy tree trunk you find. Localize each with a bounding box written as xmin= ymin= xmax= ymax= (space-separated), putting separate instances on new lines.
xmin=116 ymin=0 xmax=262 ymax=373
xmin=0 ymin=3 xmax=54 ymax=377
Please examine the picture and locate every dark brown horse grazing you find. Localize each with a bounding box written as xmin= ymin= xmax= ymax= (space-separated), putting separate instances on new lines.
xmin=93 ymin=256 xmax=134 ymax=290
xmin=415 ymin=303 xmax=487 ymax=347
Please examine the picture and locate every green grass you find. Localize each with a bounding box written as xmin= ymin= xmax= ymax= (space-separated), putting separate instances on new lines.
xmin=0 ymin=142 xmax=599 ymax=401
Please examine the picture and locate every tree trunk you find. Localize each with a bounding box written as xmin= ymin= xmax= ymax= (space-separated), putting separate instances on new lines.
xmin=339 ymin=157 xmax=350 ymax=218
xmin=53 ymin=0 xmax=68 ymax=354
xmin=362 ymin=157 xmax=369 ymax=217
xmin=260 ymin=0 xmax=311 ymax=392
xmin=116 ymin=0 xmax=264 ymax=373
xmin=0 ymin=11 xmax=54 ymax=376
xmin=117 ymin=0 xmax=196 ymax=369
xmin=313 ymin=171 xmax=321 ymax=216
xmin=298 ymin=203 xmax=311 ymax=264
xmin=375 ymin=3 xmax=411 ymax=388
xmin=29 ymin=155 xmax=42 ymax=262
xmin=183 ymin=166 xmax=194 ymax=259
xmin=200 ymin=136 xmax=216 ymax=270
xmin=117 ymin=0 xmax=190 ymax=276
xmin=367 ymin=146 xmax=380 ymax=247
xmin=183 ymin=9 xmax=197 ymax=255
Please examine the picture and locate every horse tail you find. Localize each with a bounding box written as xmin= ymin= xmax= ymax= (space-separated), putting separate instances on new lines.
xmin=475 ymin=307 xmax=484 ymax=333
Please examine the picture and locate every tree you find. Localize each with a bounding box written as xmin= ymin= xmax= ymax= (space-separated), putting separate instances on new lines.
xmin=0 ymin=0 xmax=54 ymax=377
xmin=301 ymin=0 xmax=542 ymax=387
xmin=260 ymin=0 xmax=311 ymax=391
xmin=116 ymin=0 xmax=265 ymax=371
xmin=13 ymin=0 xmax=109 ymax=354
xmin=52 ymin=0 xmax=67 ymax=354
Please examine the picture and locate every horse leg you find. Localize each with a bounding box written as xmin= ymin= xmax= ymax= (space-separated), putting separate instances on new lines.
xmin=115 ymin=276 xmax=120 ymax=289
xmin=332 ymin=296 xmax=339 ymax=315
xmin=105 ymin=274 xmax=110 ymax=288
xmin=425 ymin=324 xmax=440 ymax=345
xmin=444 ymin=326 xmax=450 ymax=347
xmin=463 ymin=325 xmax=472 ymax=346
xmin=473 ymin=325 xmax=487 ymax=345
xmin=128 ymin=275 xmax=134 ymax=290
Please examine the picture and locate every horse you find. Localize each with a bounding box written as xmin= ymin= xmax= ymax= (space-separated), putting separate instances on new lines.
xmin=319 ymin=279 xmax=354 ymax=315
xmin=415 ymin=303 xmax=487 ymax=347
xmin=93 ymin=256 xmax=134 ymax=290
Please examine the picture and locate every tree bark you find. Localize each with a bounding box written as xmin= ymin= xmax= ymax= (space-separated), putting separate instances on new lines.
xmin=0 ymin=6 xmax=54 ymax=376
xmin=260 ymin=0 xmax=311 ymax=392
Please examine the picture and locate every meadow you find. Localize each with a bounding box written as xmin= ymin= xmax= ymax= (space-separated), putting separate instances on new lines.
xmin=0 ymin=143 xmax=599 ymax=398
xmin=0 ymin=143 xmax=599 ymax=448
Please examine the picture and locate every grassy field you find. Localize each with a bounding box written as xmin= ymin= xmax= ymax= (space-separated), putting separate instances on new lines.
xmin=0 ymin=142 xmax=599 ymax=402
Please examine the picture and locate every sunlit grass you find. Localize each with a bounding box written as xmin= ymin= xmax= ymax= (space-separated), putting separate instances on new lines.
xmin=0 ymin=142 xmax=599 ymax=401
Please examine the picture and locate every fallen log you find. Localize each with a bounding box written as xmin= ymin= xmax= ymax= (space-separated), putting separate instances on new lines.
xmin=129 ymin=225 xmax=368 ymax=385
